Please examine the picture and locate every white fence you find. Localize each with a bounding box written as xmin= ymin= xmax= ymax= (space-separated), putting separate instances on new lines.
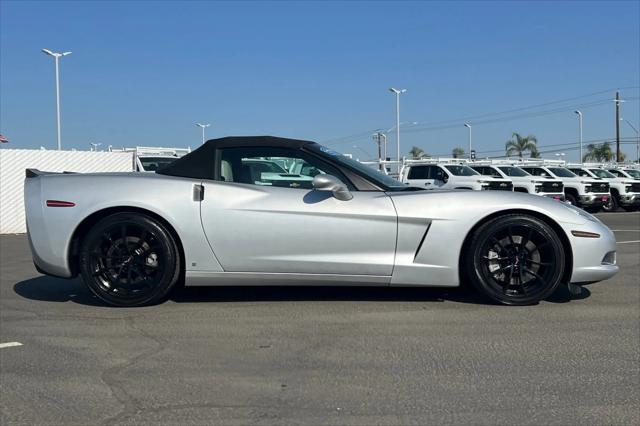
xmin=0 ymin=149 xmax=135 ymax=234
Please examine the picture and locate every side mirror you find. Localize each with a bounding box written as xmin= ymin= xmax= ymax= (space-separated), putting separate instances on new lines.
xmin=442 ymin=175 xmax=449 ymax=183
xmin=312 ymin=174 xmax=353 ymax=201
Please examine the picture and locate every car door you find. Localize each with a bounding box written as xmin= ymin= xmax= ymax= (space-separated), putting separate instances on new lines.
xmin=432 ymin=166 xmax=449 ymax=188
xmin=199 ymin=146 xmax=398 ymax=276
xmin=406 ymin=165 xmax=434 ymax=188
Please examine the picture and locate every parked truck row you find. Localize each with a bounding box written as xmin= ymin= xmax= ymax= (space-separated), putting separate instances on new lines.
xmin=398 ymin=158 xmax=640 ymax=213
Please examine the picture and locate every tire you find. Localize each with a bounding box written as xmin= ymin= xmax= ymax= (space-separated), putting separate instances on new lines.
xmin=79 ymin=213 xmax=181 ymax=307
xmin=602 ymin=194 xmax=618 ymax=212
xmin=565 ymin=193 xmax=578 ymax=206
xmin=622 ymin=205 xmax=640 ymax=212
xmin=464 ymin=214 xmax=566 ymax=306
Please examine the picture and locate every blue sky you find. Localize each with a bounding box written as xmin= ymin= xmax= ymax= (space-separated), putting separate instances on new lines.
xmin=1 ymin=0 xmax=639 ymax=161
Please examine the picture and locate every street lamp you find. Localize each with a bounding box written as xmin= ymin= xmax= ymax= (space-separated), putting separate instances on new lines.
xmin=621 ymin=118 xmax=639 ymax=163
xmin=464 ymin=123 xmax=472 ymax=160
xmin=42 ymin=49 xmax=72 ymax=150
xmin=574 ymin=110 xmax=583 ymax=163
xmin=389 ymin=87 xmax=407 ymax=172
xmin=195 ymin=123 xmax=211 ymax=145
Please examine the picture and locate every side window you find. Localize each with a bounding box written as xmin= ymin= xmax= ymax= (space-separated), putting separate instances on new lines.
xmin=471 ymin=166 xmax=487 ymax=175
xmin=523 ymin=167 xmax=540 ymax=176
xmin=434 ymin=166 xmax=448 ymax=181
xmin=571 ymin=169 xmax=589 ymax=177
xmin=218 ymin=147 xmax=351 ymax=190
xmin=408 ymin=166 xmax=429 ymax=179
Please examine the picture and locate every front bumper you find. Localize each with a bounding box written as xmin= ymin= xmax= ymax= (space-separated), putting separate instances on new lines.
xmin=541 ymin=193 xmax=565 ymax=201
xmin=618 ymin=193 xmax=640 ymax=206
xmin=568 ymin=219 xmax=619 ymax=283
xmin=578 ymin=194 xmax=609 ymax=206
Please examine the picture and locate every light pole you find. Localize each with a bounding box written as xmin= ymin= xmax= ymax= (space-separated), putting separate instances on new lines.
xmin=389 ymin=87 xmax=406 ymax=172
xmin=464 ymin=123 xmax=472 ymax=159
xmin=195 ymin=123 xmax=211 ymax=145
xmin=42 ymin=49 xmax=72 ymax=150
xmin=621 ymin=118 xmax=639 ymax=163
xmin=574 ymin=110 xmax=583 ymax=163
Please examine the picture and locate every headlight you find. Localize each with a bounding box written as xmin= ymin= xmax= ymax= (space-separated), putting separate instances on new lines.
xmin=534 ymin=185 xmax=542 ymax=193
xmin=625 ymin=186 xmax=631 ymax=193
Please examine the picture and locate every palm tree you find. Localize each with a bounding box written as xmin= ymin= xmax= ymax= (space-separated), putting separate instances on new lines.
xmin=505 ymin=133 xmax=538 ymax=158
xmin=452 ymin=147 xmax=465 ymax=158
xmin=583 ymin=142 xmax=614 ymax=162
xmin=529 ymin=146 xmax=541 ymax=158
xmin=408 ymin=146 xmax=426 ymax=159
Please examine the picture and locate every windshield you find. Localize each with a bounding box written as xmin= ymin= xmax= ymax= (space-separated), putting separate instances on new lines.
xmin=498 ymin=166 xmax=529 ymax=177
xmin=444 ymin=165 xmax=480 ymax=176
xmin=548 ymin=167 xmax=577 ymax=178
xmin=140 ymin=156 xmax=178 ymax=171
xmin=624 ymin=169 xmax=640 ymax=178
xmin=308 ymin=144 xmax=408 ymax=190
xmin=589 ymin=169 xmax=616 ymax=179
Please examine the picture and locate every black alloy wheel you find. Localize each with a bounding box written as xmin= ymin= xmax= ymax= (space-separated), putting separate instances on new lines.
xmin=465 ymin=214 xmax=566 ymax=305
xmin=79 ymin=213 xmax=180 ymax=307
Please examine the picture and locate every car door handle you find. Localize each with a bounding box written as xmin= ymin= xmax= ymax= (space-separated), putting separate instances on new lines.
xmin=425 ymin=182 xmax=431 ymax=186
xmin=193 ymin=184 xmax=204 ymax=201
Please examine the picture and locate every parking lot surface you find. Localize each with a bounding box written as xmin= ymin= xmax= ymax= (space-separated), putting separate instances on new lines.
xmin=1 ymin=213 xmax=639 ymax=425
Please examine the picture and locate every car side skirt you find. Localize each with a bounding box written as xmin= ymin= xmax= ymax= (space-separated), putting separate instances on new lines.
xmin=185 ymin=271 xmax=391 ymax=287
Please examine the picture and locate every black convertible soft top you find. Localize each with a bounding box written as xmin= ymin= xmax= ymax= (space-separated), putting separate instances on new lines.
xmin=156 ymin=136 xmax=314 ymax=179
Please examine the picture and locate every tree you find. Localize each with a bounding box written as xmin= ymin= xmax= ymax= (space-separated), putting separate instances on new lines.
xmin=408 ymin=146 xmax=426 ymax=159
xmin=452 ymin=147 xmax=465 ymax=158
xmin=529 ymin=146 xmax=541 ymax=158
xmin=505 ymin=133 xmax=538 ymax=158
xmin=583 ymin=142 xmax=614 ymax=162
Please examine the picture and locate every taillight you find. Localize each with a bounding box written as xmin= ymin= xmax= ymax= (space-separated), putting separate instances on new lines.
xmin=46 ymin=200 xmax=75 ymax=207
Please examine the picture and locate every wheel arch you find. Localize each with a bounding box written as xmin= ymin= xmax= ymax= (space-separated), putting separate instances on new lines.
xmin=68 ymin=206 xmax=186 ymax=279
xmin=565 ymin=187 xmax=579 ymax=197
xmin=459 ymin=209 xmax=573 ymax=286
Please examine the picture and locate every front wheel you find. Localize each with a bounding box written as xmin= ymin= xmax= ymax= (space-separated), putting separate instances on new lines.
xmin=565 ymin=193 xmax=577 ymax=206
xmin=464 ymin=214 xmax=566 ymax=305
xmin=602 ymin=195 xmax=618 ymax=212
xmin=79 ymin=213 xmax=181 ymax=307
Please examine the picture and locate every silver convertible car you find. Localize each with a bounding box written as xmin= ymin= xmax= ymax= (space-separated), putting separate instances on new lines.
xmin=25 ymin=136 xmax=618 ymax=307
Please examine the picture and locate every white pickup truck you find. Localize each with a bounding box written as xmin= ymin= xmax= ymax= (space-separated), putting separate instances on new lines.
xmin=567 ymin=164 xmax=640 ymax=212
xmin=469 ymin=163 xmax=565 ymax=201
xmin=400 ymin=161 xmax=513 ymax=191
xmin=520 ymin=165 xmax=609 ymax=211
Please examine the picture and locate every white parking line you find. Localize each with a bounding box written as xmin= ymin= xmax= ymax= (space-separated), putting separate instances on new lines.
xmin=0 ymin=342 xmax=23 ymax=349
xmin=617 ymin=240 xmax=640 ymax=244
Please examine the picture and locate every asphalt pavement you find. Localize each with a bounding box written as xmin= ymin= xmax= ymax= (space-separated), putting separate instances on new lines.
xmin=1 ymin=213 xmax=638 ymax=425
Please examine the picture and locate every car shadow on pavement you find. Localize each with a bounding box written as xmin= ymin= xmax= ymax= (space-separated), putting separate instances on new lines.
xmin=13 ymin=276 xmax=106 ymax=307
xmin=13 ymin=275 xmax=590 ymax=307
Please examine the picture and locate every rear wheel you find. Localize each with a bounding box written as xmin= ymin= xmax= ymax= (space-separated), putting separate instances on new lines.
xmin=465 ymin=214 xmax=565 ymax=305
xmin=79 ymin=213 xmax=181 ymax=307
